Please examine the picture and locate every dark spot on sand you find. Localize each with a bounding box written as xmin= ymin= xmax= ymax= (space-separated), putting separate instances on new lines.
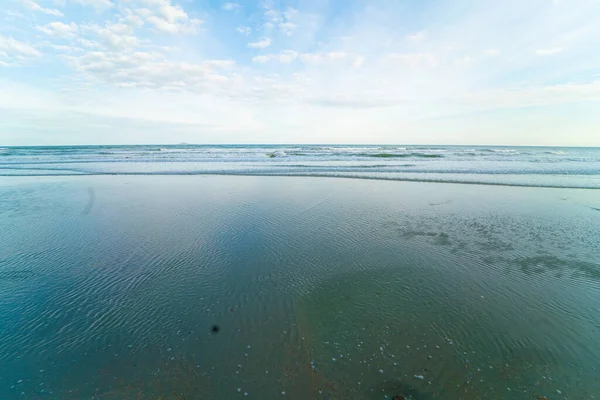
xmin=428 ymin=200 xmax=452 ymax=206
xmin=515 ymin=255 xmax=600 ymax=279
xmin=400 ymin=230 xmax=437 ymax=238
xmin=433 ymin=232 xmax=451 ymax=245
xmin=211 ymin=325 xmax=220 ymax=333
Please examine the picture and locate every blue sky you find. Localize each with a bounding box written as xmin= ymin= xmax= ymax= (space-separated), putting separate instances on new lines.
xmin=1 ymin=0 xmax=599 ymax=145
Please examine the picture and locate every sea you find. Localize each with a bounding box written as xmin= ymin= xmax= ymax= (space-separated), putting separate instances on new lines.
xmin=1 ymin=144 xmax=599 ymax=188
xmin=1 ymin=145 xmax=599 ymax=399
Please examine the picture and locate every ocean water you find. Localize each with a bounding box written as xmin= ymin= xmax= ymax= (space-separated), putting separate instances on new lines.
xmin=1 ymin=145 xmax=600 ymax=188
xmin=1 ymin=167 xmax=600 ymax=398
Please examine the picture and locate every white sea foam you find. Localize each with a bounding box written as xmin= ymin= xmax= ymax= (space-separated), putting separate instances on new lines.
xmin=0 ymin=145 xmax=598 ymax=188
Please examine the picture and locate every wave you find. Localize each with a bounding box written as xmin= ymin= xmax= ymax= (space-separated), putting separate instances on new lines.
xmin=363 ymin=153 xmax=444 ymax=158
xmin=483 ymin=149 xmax=520 ymax=154
xmin=262 ymin=151 xmax=446 ymax=159
xmin=377 ymin=146 xmax=407 ymax=151
xmin=272 ymin=164 xmax=417 ymax=169
xmin=2 ymin=146 xmax=598 ymax=189
xmin=299 ymin=146 xmax=333 ymax=151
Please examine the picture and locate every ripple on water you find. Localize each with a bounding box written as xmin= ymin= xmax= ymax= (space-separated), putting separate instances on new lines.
xmin=1 ymin=176 xmax=600 ymax=399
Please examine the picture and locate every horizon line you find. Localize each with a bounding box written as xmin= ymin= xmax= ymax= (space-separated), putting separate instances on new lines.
xmin=2 ymin=143 xmax=599 ymax=148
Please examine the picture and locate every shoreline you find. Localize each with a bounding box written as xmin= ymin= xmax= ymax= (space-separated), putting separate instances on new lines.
xmin=1 ymin=172 xmax=599 ymax=190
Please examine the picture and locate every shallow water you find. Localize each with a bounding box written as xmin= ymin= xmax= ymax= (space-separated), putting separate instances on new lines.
xmin=0 ymin=176 xmax=599 ymax=399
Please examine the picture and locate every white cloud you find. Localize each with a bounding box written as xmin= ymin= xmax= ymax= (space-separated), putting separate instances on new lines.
xmin=205 ymin=59 xmax=235 ymax=68
xmin=4 ymin=10 xmax=25 ymax=23
xmin=47 ymin=44 xmax=80 ymax=52
xmin=69 ymin=0 xmax=114 ymax=11
xmin=352 ymin=56 xmax=365 ymax=68
xmin=252 ymin=50 xmax=298 ymax=64
xmin=157 ymin=1 xmax=187 ymax=21
xmin=263 ymin=5 xmax=299 ymax=36
xmin=64 ymin=49 xmax=237 ymax=92
xmin=328 ymin=52 xmax=347 ymax=60
xmin=305 ymin=95 xmax=399 ymax=109
xmin=119 ymin=13 xmax=144 ymax=28
xmin=0 ymin=35 xmax=42 ymax=59
xmin=146 ymin=15 xmax=202 ymax=34
xmin=248 ymin=38 xmax=271 ymax=49
xmin=21 ymin=0 xmax=64 ymax=17
xmin=277 ymin=50 xmax=298 ymax=63
xmin=453 ymin=81 xmax=600 ymax=110
xmin=38 ymin=21 xmax=78 ymax=38
xmin=455 ymin=55 xmax=473 ymax=67
xmin=140 ymin=0 xmax=202 ymax=34
xmin=84 ymin=22 xmax=140 ymax=50
xmin=299 ymin=52 xmax=354 ymax=65
xmin=251 ymin=55 xmax=270 ymax=63
xmin=222 ymin=2 xmax=240 ymax=11
xmin=77 ymin=38 xmax=102 ymax=49
xmin=236 ymin=26 xmax=251 ymax=35
xmin=136 ymin=7 xmax=152 ymax=18
xmin=264 ymin=8 xmax=282 ymax=24
xmin=278 ymin=22 xmax=297 ymax=36
xmin=406 ymin=30 xmax=427 ymax=42
xmin=298 ymin=52 xmax=321 ymax=65
xmin=535 ymin=47 xmax=565 ymax=56
xmin=146 ymin=16 xmax=176 ymax=33
xmin=483 ymin=49 xmax=500 ymax=56
xmin=386 ymin=53 xmax=438 ymax=69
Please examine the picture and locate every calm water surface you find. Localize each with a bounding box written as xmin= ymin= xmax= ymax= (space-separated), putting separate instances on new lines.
xmin=0 ymin=176 xmax=599 ymax=399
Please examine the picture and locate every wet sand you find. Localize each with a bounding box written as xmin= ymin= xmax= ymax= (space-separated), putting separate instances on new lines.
xmin=0 ymin=176 xmax=599 ymax=399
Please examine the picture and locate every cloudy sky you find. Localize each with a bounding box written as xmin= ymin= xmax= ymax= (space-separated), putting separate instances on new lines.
xmin=1 ymin=0 xmax=599 ymax=145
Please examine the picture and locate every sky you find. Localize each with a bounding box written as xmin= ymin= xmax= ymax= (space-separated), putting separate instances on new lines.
xmin=1 ymin=0 xmax=599 ymax=145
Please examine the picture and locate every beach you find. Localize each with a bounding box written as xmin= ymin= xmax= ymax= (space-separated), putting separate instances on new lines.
xmin=4 ymin=0 xmax=600 ymax=395
xmin=1 ymin=175 xmax=599 ymax=399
